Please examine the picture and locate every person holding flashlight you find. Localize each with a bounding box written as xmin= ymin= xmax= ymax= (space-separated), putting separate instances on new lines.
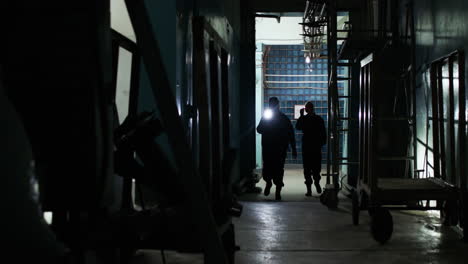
xmin=296 ymin=102 xmax=326 ymax=196
xmin=257 ymin=97 xmax=297 ymax=201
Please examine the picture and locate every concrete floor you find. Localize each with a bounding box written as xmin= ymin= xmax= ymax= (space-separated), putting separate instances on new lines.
xmin=241 ymin=165 xmax=337 ymax=202
xmin=132 ymin=168 xmax=468 ymax=263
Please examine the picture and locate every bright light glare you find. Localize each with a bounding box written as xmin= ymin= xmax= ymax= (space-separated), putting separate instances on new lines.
xmin=264 ymin=109 xmax=273 ymax=119
xmin=305 ymin=56 xmax=311 ymax=64
xmin=43 ymin=212 xmax=53 ymax=225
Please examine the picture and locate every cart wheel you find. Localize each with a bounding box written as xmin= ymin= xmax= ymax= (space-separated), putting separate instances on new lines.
xmin=352 ymin=191 xmax=360 ymax=225
xmin=441 ymin=200 xmax=459 ymax=226
xmin=370 ymin=207 xmax=393 ymax=244
xmin=321 ymin=188 xmax=338 ymax=209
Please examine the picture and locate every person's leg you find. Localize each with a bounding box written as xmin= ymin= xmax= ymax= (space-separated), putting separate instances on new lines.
xmin=274 ymin=168 xmax=283 ymax=201
xmin=273 ymin=150 xmax=287 ymax=200
xmin=262 ymin=163 xmax=273 ymax=196
xmin=303 ymin=150 xmax=313 ymax=196
xmin=311 ymin=148 xmax=322 ymax=194
xmin=271 ymin=167 xmax=285 ymax=187
xmin=262 ymin=150 xmax=274 ymax=196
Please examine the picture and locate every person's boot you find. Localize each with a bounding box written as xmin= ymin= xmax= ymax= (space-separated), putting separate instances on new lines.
xmin=264 ymin=181 xmax=272 ymax=196
xmin=305 ymin=184 xmax=312 ymax=197
xmin=275 ymin=186 xmax=282 ymax=201
xmin=314 ymin=181 xmax=322 ymax=194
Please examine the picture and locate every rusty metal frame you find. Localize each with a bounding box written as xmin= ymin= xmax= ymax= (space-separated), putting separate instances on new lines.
xmin=430 ymin=65 xmax=441 ymax=178
xmin=429 ymin=51 xmax=466 ymax=184
xmin=458 ymin=51 xmax=466 ymax=191
xmin=111 ymin=29 xmax=140 ymax=121
xmin=437 ymin=64 xmax=447 ymax=181
xmin=110 ymin=29 xmax=141 ymax=211
xmin=326 ymin=0 xmax=341 ymax=189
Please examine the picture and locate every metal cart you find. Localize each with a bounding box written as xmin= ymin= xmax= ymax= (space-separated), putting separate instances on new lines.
xmin=352 ymin=49 xmax=467 ymax=244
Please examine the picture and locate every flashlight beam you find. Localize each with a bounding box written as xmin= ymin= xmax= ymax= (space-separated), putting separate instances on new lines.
xmin=264 ymin=109 xmax=273 ymax=119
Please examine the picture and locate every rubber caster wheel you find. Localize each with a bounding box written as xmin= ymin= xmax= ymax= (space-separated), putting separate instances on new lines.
xmin=320 ymin=188 xmax=338 ymax=209
xmin=369 ymin=207 xmax=393 ymax=244
xmin=441 ymin=200 xmax=459 ymax=226
xmin=352 ymin=191 xmax=360 ymax=225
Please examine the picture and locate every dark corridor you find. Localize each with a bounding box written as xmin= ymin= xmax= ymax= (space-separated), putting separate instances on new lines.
xmin=2 ymin=0 xmax=468 ymax=263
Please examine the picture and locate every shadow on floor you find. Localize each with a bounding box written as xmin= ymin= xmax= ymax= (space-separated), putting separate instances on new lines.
xmin=239 ymin=167 xmax=348 ymax=202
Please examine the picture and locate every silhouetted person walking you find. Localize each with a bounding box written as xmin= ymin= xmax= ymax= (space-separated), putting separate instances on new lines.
xmin=296 ymin=102 xmax=326 ymax=196
xmin=257 ymin=97 xmax=297 ymax=200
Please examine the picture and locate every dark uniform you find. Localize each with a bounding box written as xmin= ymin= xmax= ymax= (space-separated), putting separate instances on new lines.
xmin=257 ymin=110 xmax=296 ymax=188
xmin=296 ymin=113 xmax=326 ymax=186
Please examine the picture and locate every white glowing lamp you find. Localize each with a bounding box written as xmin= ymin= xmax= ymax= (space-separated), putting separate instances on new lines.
xmin=305 ymin=55 xmax=311 ymax=64
xmin=263 ymin=108 xmax=273 ymax=120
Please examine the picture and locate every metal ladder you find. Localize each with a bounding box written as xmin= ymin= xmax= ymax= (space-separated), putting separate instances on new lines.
xmin=326 ymin=0 xmax=351 ymax=191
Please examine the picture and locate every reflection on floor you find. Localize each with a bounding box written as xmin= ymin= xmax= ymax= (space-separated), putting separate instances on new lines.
xmin=131 ymin=168 xmax=468 ymax=263
xmin=235 ymin=202 xmax=468 ymax=264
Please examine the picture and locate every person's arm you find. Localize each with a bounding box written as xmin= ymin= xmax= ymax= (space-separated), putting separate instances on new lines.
xmin=288 ymin=118 xmax=297 ymax=158
xmin=257 ymin=118 xmax=265 ymax=134
xmin=296 ymin=115 xmax=304 ymax=130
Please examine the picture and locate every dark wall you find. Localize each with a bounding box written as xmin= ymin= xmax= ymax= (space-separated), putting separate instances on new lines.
xmin=133 ymin=0 xmax=255 ymax=190
xmin=238 ymin=1 xmax=257 ymax=184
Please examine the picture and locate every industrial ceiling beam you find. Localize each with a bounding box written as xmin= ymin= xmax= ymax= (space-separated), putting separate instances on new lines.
xmin=255 ymin=13 xmax=281 ymax=23
xmin=252 ymin=0 xmax=361 ymax=13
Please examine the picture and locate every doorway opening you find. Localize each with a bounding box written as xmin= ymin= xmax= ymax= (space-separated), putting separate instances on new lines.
xmin=253 ymin=14 xmax=326 ymax=200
